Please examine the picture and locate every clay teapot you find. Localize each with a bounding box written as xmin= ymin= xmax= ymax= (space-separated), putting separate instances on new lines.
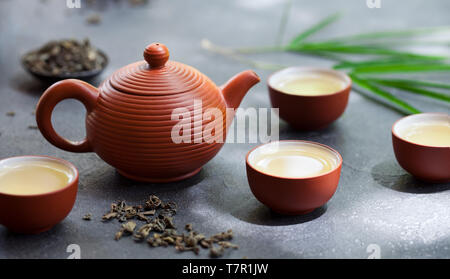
xmin=36 ymin=43 xmax=260 ymax=182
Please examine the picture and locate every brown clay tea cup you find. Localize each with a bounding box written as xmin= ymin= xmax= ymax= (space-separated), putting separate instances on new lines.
xmin=246 ymin=140 xmax=342 ymax=215
xmin=268 ymin=67 xmax=351 ymax=130
xmin=0 ymin=156 xmax=78 ymax=234
xmin=392 ymin=113 xmax=450 ymax=183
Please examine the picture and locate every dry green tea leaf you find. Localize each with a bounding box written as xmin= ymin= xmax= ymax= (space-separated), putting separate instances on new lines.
xmin=142 ymin=210 xmax=156 ymax=215
xmin=82 ymin=213 xmax=92 ymax=221
xmin=145 ymin=195 xmax=162 ymax=209
xmin=115 ymin=230 xmax=123 ymax=241
xmin=200 ymin=240 xmax=211 ymax=249
xmin=209 ymin=245 xmax=225 ymax=258
xmin=122 ymin=221 xmax=136 ymax=233
xmin=86 ymin=13 xmax=101 ymax=25
xmin=218 ymin=241 xmax=239 ymax=249
xmin=102 ymin=212 xmax=118 ymax=221
xmin=185 ymin=223 xmax=193 ymax=232
xmin=100 ymin=194 xmax=237 ymax=258
xmin=23 ymin=38 xmax=106 ymax=76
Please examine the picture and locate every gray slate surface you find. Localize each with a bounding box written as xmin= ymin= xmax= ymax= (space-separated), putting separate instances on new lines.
xmin=0 ymin=0 xmax=449 ymax=259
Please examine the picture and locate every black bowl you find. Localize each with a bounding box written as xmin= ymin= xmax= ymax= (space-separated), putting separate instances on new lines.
xmin=21 ymin=49 xmax=109 ymax=84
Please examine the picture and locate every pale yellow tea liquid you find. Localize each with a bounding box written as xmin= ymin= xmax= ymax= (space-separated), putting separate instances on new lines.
xmin=274 ymin=74 xmax=346 ymax=96
xmin=402 ymin=122 xmax=450 ymax=147
xmin=0 ymin=160 xmax=73 ymax=195
xmin=252 ymin=145 xmax=339 ymax=178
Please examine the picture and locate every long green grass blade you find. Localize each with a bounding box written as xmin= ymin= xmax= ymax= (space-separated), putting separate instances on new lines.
xmin=201 ymin=39 xmax=286 ymax=71
xmin=323 ymin=26 xmax=450 ymax=43
xmin=296 ymin=50 xmax=349 ymax=62
xmin=350 ymin=73 xmax=421 ymax=114
xmin=369 ymin=81 xmax=450 ymax=102
xmin=276 ymin=0 xmax=293 ymax=45
xmin=289 ymin=13 xmax=341 ymax=46
xmin=333 ymin=57 xmax=446 ymax=69
xmin=288 ymin=43 xmax=446 ymax=60
xmin=364 ymin=78 xmax=450 ymax=90
xmin=332 ymin=40 xmax=450 ymax=47
xmin=235 ymin=45 xmax=287 ymax=54
xmin=352 ymin=63 xmax=450 ymax=74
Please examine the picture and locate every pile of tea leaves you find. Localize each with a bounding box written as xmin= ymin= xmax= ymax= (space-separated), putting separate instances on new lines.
xmin=101 ymin=195 xmax=238 ymax=258
xmin=22 ymin=39 xmax=106 ymax=76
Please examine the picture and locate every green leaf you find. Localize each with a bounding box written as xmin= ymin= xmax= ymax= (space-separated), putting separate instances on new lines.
xmin=333 ymin=40 xmax=450 ymax=47
xmin=323 ymin=26 xmax=450 ymax=43
xmin=364 ymin=78 xmax=450 ymax=90
xmin=369 ymin=80 xmax=450 ymax=103
xmin=333 ymin=57 xmax=445 ymax=69
xmin=352 ymin=63 xmax=450 ymax=74
xmin=200 ymin=39 xmax=286 ymax=71
xmin=296 ymin=50 xmax=349 ymax=62
xmin=235 ymin=45 xmax=287 ymax=54
xmin=288 ymin=43 xmax=446 ymax=60
xmin=276 ymin=0 xmax=293 ymax=45
xmin=350 ymin=73 xmax=421 ymax=114
xmin=289 ymin=13 xmax=341 ymax=46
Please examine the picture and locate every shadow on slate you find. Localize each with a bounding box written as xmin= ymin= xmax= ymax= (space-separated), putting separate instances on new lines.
xmin=9 ymin=73 xmax=50 ymax=96
xmin=231 ymin=198 xmax=327 ymax=226
xmin=371 ymin=160 xmax=450 ymax=194
xmin=9 ymin=72 xmax=105 ymax=97
xmin=113 ymin=169 xmax=207 ymax=192
xmin=78 ymin=164 xmax=206 ymax=201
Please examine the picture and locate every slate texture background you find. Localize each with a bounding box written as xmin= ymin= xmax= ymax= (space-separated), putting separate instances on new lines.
xmin=0 ymin=0 xmax=449 ymax=258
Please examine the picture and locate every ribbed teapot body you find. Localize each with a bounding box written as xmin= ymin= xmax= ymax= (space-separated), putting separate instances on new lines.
xmin=86 ymin=62 xmax=228 ymax=182
xmin=36 ymin=42 xmax=259 ymax=183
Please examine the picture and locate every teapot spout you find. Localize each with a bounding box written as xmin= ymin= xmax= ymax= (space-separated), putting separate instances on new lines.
xmin=220 ymin=70 xmax=260 ymax=110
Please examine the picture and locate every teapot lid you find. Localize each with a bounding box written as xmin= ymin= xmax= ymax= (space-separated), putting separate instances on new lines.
xmin=108 ymin=43 xmax=206 ymax=96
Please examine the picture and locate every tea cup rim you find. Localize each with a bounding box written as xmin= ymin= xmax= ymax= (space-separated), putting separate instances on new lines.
xmin=391 ymin=112 xmax=450 ymax=149
xmin=246 ymin=140 xmax=343 ymax=180
xmin=0 ymin=155 xmax=79 ymax=198
xmin=267 ymin=66 xmax=352 ymax=97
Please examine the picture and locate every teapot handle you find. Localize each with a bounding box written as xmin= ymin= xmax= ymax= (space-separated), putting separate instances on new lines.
xmin=36 ymin=79 xmax=99 ymax=153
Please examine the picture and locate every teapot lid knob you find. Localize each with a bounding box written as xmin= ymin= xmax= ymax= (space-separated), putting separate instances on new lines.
xmin=143 ymin=43 xmax=169 ymax=68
